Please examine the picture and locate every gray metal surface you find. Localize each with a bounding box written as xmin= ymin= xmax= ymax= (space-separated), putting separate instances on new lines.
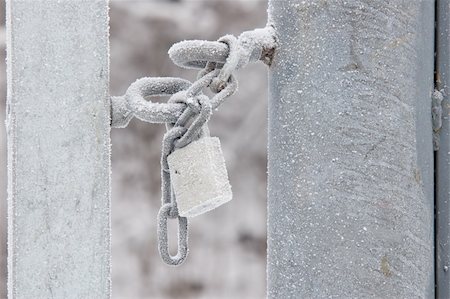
xmin=267 ymin=0 xmax=435 ymax=297
xmin=6 ymin=1 xmax=111 ymax=298
xmin=435 ymin=0 xmax=450 ymax=297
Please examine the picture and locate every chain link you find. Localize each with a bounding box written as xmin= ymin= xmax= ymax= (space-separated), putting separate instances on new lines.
xmin=110 ymin=26 xmax=277 ymax=266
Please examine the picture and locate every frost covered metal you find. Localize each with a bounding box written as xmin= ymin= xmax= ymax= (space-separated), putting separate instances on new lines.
xmin=111 ymin=26 xmax=277 ymax=128
xmin=6 ymin=1 xmax=111 ymax=298
xmin=435 ymin=0 xmax=450 ymax=296
xmin=111 ymin=27 xmax=276 ymax=266
xmin=168 ymin=137 xmax=232 ymax=218
xmin=6 ymin=0 xmax=442 ymax=296
xmin=432 ymin=90 xmax=443 ymax=151
xmin=267 ymin=0 xmax=434 ymax=297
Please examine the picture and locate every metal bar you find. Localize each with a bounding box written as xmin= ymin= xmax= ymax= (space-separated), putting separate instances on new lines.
xmin=435 ymin=0 xmax=450 ymax=297
xmin=6 ymin=1 xmax=111 ymax=297
xmin=267 ymin=0 xmax=435 ymax=297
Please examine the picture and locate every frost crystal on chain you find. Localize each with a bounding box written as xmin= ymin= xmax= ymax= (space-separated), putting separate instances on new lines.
xmin=110 ymin=26 xmax=277 ymax=266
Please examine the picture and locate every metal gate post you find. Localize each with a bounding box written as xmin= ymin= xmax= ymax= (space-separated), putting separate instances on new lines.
xmin=6 ymin=1 xmax=111 ymax=298
xmin=435 ymin=0 xmax=450 ymax=297
xmin=267 ymin=1 xmax=435 ymax=297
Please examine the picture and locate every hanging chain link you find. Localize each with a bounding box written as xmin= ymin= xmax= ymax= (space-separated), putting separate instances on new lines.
xmin=110 ymin=26 xmax=277 ymax=266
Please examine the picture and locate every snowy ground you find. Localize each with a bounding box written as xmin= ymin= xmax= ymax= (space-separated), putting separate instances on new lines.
xmin=0 ymin=1 xmax=268 ymax=298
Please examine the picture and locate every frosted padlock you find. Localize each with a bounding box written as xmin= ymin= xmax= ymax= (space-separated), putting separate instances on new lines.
xmin=167 ymin=135 xmax=232 ymax=218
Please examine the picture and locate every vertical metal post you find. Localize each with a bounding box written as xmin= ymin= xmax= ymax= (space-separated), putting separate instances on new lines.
xmin=267 ymin=0 xmax=435 ymax=297
xmin=6 ymin=1 xmax=110 ymax=298
xmin=435 ymin=0 xmax=450 ymax=297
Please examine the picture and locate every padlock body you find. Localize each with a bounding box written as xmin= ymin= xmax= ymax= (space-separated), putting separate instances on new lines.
xmin=167 ymin=137 xmax=232 ymax=217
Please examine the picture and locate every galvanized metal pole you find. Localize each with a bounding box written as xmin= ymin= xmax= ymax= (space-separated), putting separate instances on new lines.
xmin=435 ymin=0 xmax=450 ymax=297
xmin=267 ymin=0 xmax=435 ymax=297
xmin=6 ymin=1 xmax=110 ymax=298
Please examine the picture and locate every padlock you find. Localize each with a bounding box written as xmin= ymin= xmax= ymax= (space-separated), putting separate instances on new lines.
xmin=167 ymin=136 xmax=232 ymax=218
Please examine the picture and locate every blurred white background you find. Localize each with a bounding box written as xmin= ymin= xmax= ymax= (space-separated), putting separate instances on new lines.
xmin=0 ymin=1 xmax=268 ymax=298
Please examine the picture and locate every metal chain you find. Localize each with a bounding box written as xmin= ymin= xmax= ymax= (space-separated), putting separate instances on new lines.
xmin=111 ymin=26 xmax=276 ymax=128
xmin=156 ymin=70 xmax=229 ymax=266
xmin=110 ymin=26 xmax=277 ymax=266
